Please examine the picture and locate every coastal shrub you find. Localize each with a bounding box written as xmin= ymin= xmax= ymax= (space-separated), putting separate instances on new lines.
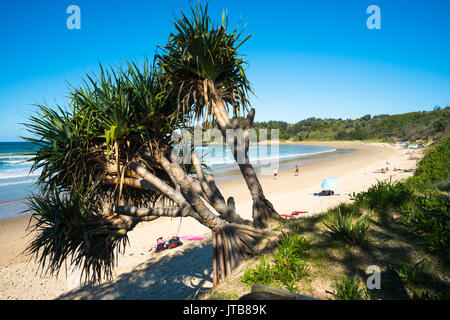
xmin=241 ymin=255 xmax=274 ymax=287
xmin=331 ymin=275 xmax=372 ymax=300
xmin=408 ymin=135 xmax=450 ymax=188
xmin=350 ymin=178 xmax=413 ymax=211
xmin=271 ymin=233 xmax=311 ymax=291
xmin=401 ymin=193 xmax=450 ymax=253
xmin=276 ymin=231 xmax=311 ymax=258
xmin=323 ymin=209 xmax=371 ymax=246
xmin=241 ymin=233 xmax=310 ymax=292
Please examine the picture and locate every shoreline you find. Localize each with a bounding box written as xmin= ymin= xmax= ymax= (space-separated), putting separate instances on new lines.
xmin=0 ymin=141 xmax=419 ymax=299
xmin=0 ymin=142 xmax=348 ymax=220
xmin=215 ymin=141 xmax=395 ymax=207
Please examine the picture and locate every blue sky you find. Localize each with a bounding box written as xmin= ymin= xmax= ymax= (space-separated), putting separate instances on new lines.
xmin=0 ymin=0 xmax=449 ymax=141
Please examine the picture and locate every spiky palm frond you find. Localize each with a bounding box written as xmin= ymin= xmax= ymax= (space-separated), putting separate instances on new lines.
xmin=25 ymin=190 xmax=129 ymax=284
xmin=22 ymin=60 xmax=185 ymax=283
xmin=23 ymin=60 xmax=181 ymax=206
xmin=24 ymin=103 xmax=106 ymax=195
xmin=157 ymin=2 xmax=252 ymax=123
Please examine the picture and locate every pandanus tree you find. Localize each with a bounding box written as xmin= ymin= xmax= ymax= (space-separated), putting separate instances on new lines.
xmin=24 ymin=4 xmax=279 ymax=287
xmin=24 ymin=60 xmax=268 ymax=286
xmin=157 ymin=3 xmax=279 ymax=229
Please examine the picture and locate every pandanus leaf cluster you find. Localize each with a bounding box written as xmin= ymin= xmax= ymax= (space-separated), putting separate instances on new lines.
xmin=24 ymin=60 xmax=185 ymax=282
xmin=157 ymin=3 xmax=252 ymax=123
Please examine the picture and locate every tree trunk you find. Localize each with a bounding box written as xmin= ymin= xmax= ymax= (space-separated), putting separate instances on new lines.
xmin=211 ymin=96 xmax=278 ymax=228
xmin=210 ymin=225 xmax=264 ymax=286
xmin=212 ymin=231 xmax=219 ymax=287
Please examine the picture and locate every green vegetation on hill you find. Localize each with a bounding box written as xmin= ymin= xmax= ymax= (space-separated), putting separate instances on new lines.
xmin=236 ymin=106 xmax=449 ymax=142
xmin=408 ymin=135 xmax=450 ymax=189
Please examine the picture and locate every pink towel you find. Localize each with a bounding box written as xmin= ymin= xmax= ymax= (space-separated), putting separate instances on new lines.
xmin=180 ymin=235 xmax=207 ymax=241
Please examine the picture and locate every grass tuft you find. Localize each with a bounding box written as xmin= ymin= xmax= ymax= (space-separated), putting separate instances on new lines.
xmin=331 ymin=275 xmax=372 ymax=300
xmin=351 ymin=178 xmax=413 ymax=211
xmin=241 ymin=232 xmax=310 ymax=292
xmin=323 ymin=209 xmax=371 ymax=246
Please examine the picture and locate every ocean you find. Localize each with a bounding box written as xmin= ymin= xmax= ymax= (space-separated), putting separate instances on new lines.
xmin=195 ymin=144 xmax=343 ymax=180
xmin=0 ymin=142 xmax=351 ymax=220
xmin=0 ymin=142 xmax=40 ymax=220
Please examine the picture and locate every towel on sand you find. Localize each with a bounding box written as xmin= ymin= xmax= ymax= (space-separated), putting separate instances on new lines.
xmin=180 ymin=235 xmax=207 ymax=241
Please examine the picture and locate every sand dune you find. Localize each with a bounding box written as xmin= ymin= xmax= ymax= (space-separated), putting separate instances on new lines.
xmin=0 ymin=142 xmax=419 ymax=300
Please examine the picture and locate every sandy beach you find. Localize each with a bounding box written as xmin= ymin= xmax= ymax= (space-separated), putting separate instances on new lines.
xmin=0 ymin=141 xmax=420 ymax=300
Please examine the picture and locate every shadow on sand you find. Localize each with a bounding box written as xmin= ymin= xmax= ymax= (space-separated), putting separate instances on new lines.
xmin=57 ymin=240 xmax=213 ymax=300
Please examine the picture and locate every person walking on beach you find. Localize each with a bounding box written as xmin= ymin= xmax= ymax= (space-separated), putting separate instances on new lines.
xmin=294 ymin=165 xmax=299 ymax=176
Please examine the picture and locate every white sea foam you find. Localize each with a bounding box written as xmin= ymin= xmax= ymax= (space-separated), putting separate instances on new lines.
xmin=201 ymin=148 xmax=336 ymax=166
xmin=0 ymin=154 xmax=33 ymax=160
xmin=0 ymin=179 xmax=37 ymax=187
xmin=1 ymin=160 xmax=29 ymax=165
xmin=0 ymin=167 xmax=41 ymax=180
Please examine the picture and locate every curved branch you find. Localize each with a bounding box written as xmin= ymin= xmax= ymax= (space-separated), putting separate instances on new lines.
xmin=191 ymin=150 xmax=251 ymax=225
xmin=104 ymin=214 xmax=150 ymax=231
xmin=165 ymin=157 xmax=225 ymax=233
xmin=115 ymin=205 xmax=192 ymax=218
xmin=129 ymin=161 xmax=186 ymax=206
xmin=129 ymin=161 xmax=203 ymax=222
xmin=243 ymin=108 xmax=255 ymax=153
xmin=191 ymin=150 xmax=228 ymax=215
xmin=206 ymin=175 xmax=251 ymax=225
xmin=243 ymin=108 xmax=255 ymax=131
xmin=159 ymin=154 xmax=182 ymax=192
xmin=104 ymin=176 xmax=160 ymax=192
xmin=186 ymin=175 xmax=213 ymax=204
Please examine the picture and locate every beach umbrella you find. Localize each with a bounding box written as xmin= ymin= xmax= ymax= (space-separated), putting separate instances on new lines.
xmin=321 ymin=177 xmax=339 ymax=190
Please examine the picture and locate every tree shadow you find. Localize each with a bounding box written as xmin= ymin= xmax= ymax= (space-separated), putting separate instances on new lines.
xmin=57 ymin=240 xmax=213 ymax=300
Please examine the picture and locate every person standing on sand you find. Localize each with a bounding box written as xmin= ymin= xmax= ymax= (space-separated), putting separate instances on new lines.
xmin=273 ymin=168 xmax=278 ymax=180
xmin=294 ymin=165 xmax=299 ymax=176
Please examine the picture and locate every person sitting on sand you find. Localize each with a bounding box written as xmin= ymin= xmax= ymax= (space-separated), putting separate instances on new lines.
xmin=150 ymin=236 xmax=168 ymax=253
xmin=167 ymin=234 xmax=183 ymax=249
xmin=314 ymin=189 xmax=334 ymax=196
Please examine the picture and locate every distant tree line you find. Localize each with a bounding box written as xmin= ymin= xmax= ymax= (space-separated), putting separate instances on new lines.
xmin=203 ymin=106 xmax=449 ymax=142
